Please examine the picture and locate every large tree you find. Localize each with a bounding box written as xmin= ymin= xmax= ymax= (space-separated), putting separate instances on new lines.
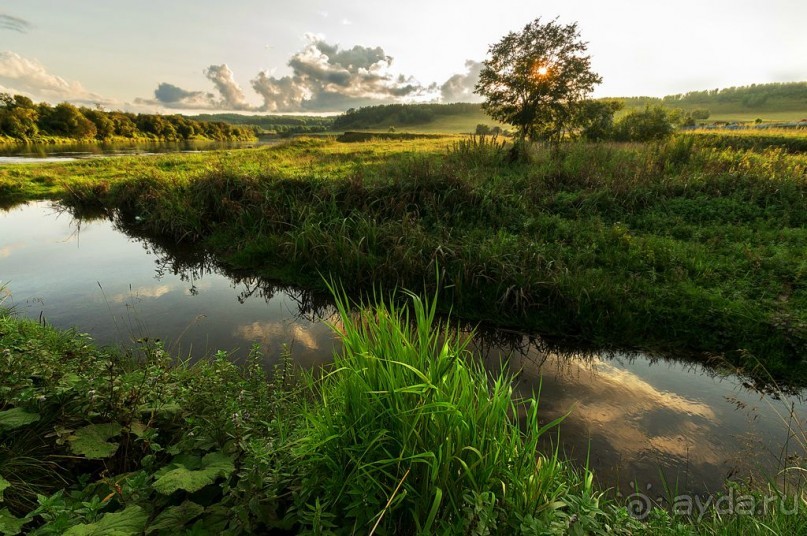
xmin=475 ymin=18 xmax=602 ymax=147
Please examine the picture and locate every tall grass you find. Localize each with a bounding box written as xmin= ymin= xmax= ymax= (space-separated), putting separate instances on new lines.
xmin=294 ymin=287 xmax=606 ymax=534
xmin=7 ymin=136 xmax=807 ymax=382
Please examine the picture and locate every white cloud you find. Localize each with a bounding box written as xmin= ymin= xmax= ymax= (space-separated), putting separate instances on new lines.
xmin=0 ymin=51 xmax=115 ymax=105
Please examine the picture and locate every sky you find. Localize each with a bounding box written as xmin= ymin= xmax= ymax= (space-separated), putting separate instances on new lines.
xmin=0 ymin=0 xmax=805 ymax=114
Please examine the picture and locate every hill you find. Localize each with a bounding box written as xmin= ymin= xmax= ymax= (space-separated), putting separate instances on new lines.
xmin=619 ymin=81 xmax=807 ymax=122
xmin=189 ymin=82 xmax=807 ymax=135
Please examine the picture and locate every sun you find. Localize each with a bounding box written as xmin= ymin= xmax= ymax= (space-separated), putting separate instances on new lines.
xmin=536 ymin=66 xmax=549 ymax=76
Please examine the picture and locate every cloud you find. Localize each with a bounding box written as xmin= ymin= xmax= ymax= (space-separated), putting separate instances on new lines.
xmin=235 ymin=321 xmax=321 ymax=350
xmin=145 ymin=35 xmax=438 ymax=112
xmin=151 ymin=82 xmax=217 ymax=109
xmin=0 ymin=51 xmax=112 ymax=105
xmin=204 ymin=64 xmax=250 ymax=110
xmin=111 ymin=284 xmax=174 ymax=304
xmin=440 ymin=60 xmax=484 ymax=103
xmin=0 ymin=14 xmax=32 ymax=33
xmin=254 ymin=36 xmax=431 ymax=111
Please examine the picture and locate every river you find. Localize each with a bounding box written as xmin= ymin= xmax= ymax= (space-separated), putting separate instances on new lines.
xmin=1 ymin=201 xmax=804 ymax=498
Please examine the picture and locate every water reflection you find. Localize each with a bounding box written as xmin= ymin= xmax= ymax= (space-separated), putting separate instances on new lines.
xmin=475 ymin=336 xmax=807 ymax=495
xmin=1 ymin=201 xmax=806 ymax=497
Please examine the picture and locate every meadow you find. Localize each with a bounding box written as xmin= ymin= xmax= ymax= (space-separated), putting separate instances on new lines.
xmin=4 ymin=134 xmax=803 ymax=381
xmin=2 ymin=130 xmax=807 ymax=533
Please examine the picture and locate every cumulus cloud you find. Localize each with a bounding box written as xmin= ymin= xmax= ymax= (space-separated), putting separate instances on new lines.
xmin=253 ymin=35 xmax=432 ymax=111
xmin=0 ymin=50 xmax=111 ymax=104
xmin=440 ymin=60 xmax=484 ymax=103
xmin=141 ymin=35 xmax=493 ymax=112
xmin=148 ymin=82 xmax=219 ymax=109
xmin=204 ymin=64 xmax=250 ymax=109
xmin=0 ymin=13 xmax=32 ymax=33
xmin=146 ymin=35 xmax=437 ymax=112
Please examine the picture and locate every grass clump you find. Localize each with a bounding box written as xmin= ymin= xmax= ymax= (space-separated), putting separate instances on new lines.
xmin=295 ymin=287 xmax=602 ymax=533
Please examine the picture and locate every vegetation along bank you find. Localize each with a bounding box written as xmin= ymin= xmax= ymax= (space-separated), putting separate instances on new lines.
xmin=1 ymin=133 xmax=805 ymax=384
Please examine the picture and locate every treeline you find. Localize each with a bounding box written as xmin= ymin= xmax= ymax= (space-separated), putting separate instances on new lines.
xmin=0 ymin=93 xmax=255 ymax=142
xmin=621 ymin=81 xmax=807 ymax=110
xmin=190 ymin=113 xmax=334 ymax=136
xmin=334 ymin=103 xmax=481 ymax=130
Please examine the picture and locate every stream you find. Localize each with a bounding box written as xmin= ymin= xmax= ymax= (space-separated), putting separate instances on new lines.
xmin=1 ymin=201 xmax=804 ymax=497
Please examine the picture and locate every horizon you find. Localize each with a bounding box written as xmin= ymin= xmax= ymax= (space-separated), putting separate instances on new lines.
xmin=1 ymin=1 xmax=806 ymax=114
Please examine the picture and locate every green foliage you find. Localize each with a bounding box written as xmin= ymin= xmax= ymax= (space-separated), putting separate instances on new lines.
xmin=32 ymin=135 xmax=805 ymax=383
xmin=333 ymin=102 xmax=480 ymax=131
xmin=191 ymin=112 xmax=333 ymax=136
xmin=577 ymin=99 xmax=623 ymax=141
xmin=476 ymin=17 xmax=602 ymax=144
xmin=0 ymin=93 xmax=254 ymax=143
xmin=67 ymin=424 xmax=122 ymax=459
xmin=295 ymin=287 xmax=601 ymax=533
xmin=145 ymin=501 xmax=204 ymax=534
xmin=688 ymin=130 xmax=807 ymax=153
xmin=613 ymin=106 xmax=675 ymax=141
xmin=2 ymin=289 xmax=807 ymax=533
xmin=62 ymin=505 xmax=148 ymax=536
xmin=152 ymin=452 xmax=235 ymax=495
xmin=0 ymin=409 xmax=40 ymax=432
xmin=0 ymin=508 xmax=28 ymax=535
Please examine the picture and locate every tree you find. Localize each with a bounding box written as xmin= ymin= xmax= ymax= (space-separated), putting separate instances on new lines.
xmin=475 ymin=18 xmax=601 ymax=149
xmin=42 ymin=103 xmax=97 ymax=139
xmin=82 ymin=109 xmax=116 ymax=139
xmin=613 ymin=106 xmax=674 ymax=142
xmin=577 ymin=99 xmax=623 ymax=141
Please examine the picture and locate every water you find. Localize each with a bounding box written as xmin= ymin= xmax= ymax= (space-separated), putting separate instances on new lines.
xmin=1 ymin=201 xmax=805 ymax=496
xmin=0 ymin=139 xmax=276 ymax=163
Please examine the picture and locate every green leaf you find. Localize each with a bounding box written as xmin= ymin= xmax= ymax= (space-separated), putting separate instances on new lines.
xmin=68 ymin=423 xmax=122 ymax=459
xmin=129 ymin=421 xmax=148 ymax=438
xmin=0 ymin=508 xmax=29 ymax=536
xmin=0 ymin=476 xmax=9 ymax=502
xmin=146 ymin=500 xmax=204 ymax=534
xmin=0 ymin=408 xmax=40 ymax=432
xmin=63 ymin=505 xmax=148 ymax=536
xmin=153 ymin=452 xmax=235 ymax=495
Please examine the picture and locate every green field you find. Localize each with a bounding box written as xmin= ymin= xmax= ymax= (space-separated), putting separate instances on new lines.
xmin=368 ymin=107 xmax=507 ymax=134
xmin=3 ymin=133 xmax=805 ymax=382
xmin=2 ymin=130 xmax=807 ymax=533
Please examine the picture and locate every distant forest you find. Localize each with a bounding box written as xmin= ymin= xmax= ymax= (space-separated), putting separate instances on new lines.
xmin=0 ymin=94 xmax=255 ymax=142
xmin=189 ymin=114 xmax=334 ymax=136
xmin=328 ymin=82 xmax=807 ymax=130
xmin=3 ymin=82 xmax=803 ymax=142
xmin=621 ymin=82 xmax=807 ymax=112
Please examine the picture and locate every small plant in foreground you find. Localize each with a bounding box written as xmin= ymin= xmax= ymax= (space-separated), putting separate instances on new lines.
xmin=294 ymin=286 xmax=602 ymax=534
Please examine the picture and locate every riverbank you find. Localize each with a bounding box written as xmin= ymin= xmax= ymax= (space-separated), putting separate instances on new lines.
xmin=0 ymin=133 xmax=256 ymax=146
xmin=2 ymin=300 xmax=805 ymax=534
xmin=1 ymin=135 xmax=805 ymax=383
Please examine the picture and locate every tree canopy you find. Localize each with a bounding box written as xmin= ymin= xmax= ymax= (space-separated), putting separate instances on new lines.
xmin=475 ymin=18 xmax=601 ymax=145
xmin=0 ymin=93 xmax=255 ymax=142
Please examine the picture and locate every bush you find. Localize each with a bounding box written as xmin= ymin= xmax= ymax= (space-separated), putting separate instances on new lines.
xmin=614 ymin=106 xmax=674 ymax=142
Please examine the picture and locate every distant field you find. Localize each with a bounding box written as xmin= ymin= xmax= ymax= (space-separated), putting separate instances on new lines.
xmin=337 ymin=107 xmax=506 ymax=134
xmin=350 ymin=105 xmax=805 ymax=134
xmin=193 ymin=82 xmax=807 ymax=134
xmin=703 ymin=110 xmax=807 ymax=123
xmin=380 ymin=108 xmax=506 ymax=134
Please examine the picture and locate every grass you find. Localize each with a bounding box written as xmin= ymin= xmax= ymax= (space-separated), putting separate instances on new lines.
xmin=2 ymin=291 xmax=807 ymax=534
xmin=685 ymin=129 xmax=807 ymax=153
xmin=6 ymin=134 xmax=800 ymax=383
